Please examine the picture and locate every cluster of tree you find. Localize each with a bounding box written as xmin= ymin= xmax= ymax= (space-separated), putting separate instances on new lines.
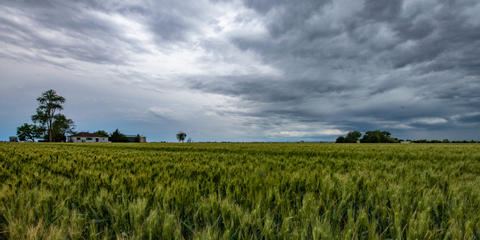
xmin=361 ymin=131 xmax=399 ymax=143
xmin=17 ymin=89 xmax=75 ymax=142
xmin=176 ymin=132 xmax=187 ymax=142
xmin=336 ymin=130 xmax=399 ymax=143
xmin=175 ymin=132 xmax=193 ymax=143
xmin=16 ymin=90 xmax=145 ymax=143
xmin=335 ymin=131 xmax=361 ymax=143
xmin=94 ymin=129 xmax=143 ymax=143
xmin=109 ymin=129 xmax=128 ymax=142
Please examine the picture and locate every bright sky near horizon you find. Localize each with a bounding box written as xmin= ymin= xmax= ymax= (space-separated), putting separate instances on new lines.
xmin=1 ymin=0 xmax=479 ymax=142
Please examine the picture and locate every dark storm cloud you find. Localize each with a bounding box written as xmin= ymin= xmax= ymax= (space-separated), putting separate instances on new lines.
xmin=145 ymin=1 xmax=210 ymax=44
xmin=361 ymin=0 xmax=403 ymax=22
xmin=188 ymin=0 xmax=480 ymax=139
xmin=188 ymin=74 xmax=355 ymax=104
xmin=454 ymin=113 xmax=480 ymax=125
xmin=239 ymin=0 xmax=480 ymax=75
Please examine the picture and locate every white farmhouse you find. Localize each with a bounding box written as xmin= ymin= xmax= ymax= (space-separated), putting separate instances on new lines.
xmin=68 ymin=132 xmax=109 ymax=143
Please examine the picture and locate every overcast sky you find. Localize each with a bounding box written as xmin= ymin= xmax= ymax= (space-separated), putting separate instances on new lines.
xmin=1 ymin=0 xmax=479 ymax=142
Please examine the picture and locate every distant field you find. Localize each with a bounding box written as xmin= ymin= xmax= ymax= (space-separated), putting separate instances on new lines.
xmin=1 ymin=143 xmax=479 ymax=239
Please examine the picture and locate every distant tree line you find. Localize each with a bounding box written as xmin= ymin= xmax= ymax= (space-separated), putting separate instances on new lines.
xmin=336 ymin=131 xmax=479 ymax=143
xmin=336 ymin=131 xmax=399 ymax=143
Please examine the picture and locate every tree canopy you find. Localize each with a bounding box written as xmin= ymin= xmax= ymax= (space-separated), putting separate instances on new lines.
xmin=18 ymin=89 xmax=74 ymax=142
xmin=32 ymin=89 xmax=67 ymax=142
xmin=335 ymin=136 xmax=346 ymax=143
xmin=336 ymin=130 xmax=399 ymax=143
xmin=50 ymin=114 xmax=75 ymax=142
xmin=176 ymin=132 xmax=187 ymax=143
xmin=360 ymin=131 xmax=399 ymax=143
xmin=110 ymin=129 xmax=128 ymax=142
xmin=336 ymin=131 xmax=362 ymax=143
xmin=16 ymin=123 xmax=44 ymax=142
xmin=94 ymin=130 xmax=109 ymax=137
xmin=345 ymin=131 xmax=361 ymax=143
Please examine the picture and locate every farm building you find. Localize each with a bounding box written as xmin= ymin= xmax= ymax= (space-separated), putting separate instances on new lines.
xmin=125 ymin=135 xmax=147 ymax=143
xmin=68 ymin=132 xmax=109 ymax=143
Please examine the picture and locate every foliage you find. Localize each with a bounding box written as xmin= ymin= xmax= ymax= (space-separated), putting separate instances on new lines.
xmin=360 ymin=130 xmax=399 ymax=143
xmin=134 ymin=134 xmax=141 ymax=143
xmin=94 ymin=130 xmax=109 ymax=137
xmin=345 ymin=131 xmax=361 ymax=143
xmin=16 ymin=123 xmax=44 ymax=142
xmin=0 ymin=143 xmax=479 ymax=239
xmin=50 ymin=114 xmax=75 ymax=142
xmin=176 ymin=132 xmax=187 ymax=143
xmin=336 ymin=131 xmax=362 ymax=143
xmin=31 ymin=89 xmax=66 ymax=142
xmin=110 ymin=129 xmax=128 ymax=142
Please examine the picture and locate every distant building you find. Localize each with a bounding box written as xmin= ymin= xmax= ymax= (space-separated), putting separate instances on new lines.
xmin=9 ymin=136 xmax=18 ymax=142
xmin=68 ymin=132 xmax=109 ymax=143
xmin=125 ymin=135 xmax=147 ymax=143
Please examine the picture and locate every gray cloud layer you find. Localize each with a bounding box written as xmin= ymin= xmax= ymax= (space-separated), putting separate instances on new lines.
xmin=0 ymin=0 xmax=479 ymax=141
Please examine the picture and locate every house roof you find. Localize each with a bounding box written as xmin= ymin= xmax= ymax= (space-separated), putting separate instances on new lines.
xmin=69 ymin=132 xmax=107 ymax=138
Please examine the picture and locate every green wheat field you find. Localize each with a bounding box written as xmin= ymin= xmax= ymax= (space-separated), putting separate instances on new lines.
xmin=1 ymin=143 xmax=479 ymax=239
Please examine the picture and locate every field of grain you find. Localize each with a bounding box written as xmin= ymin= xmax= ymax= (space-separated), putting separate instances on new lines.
xmin=0 ymin=143 xmax=479 ymax=239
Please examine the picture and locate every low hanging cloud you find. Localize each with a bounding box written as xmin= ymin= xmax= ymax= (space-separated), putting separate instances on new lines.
xmin=0 ymin=0 xmax=479 ymax=141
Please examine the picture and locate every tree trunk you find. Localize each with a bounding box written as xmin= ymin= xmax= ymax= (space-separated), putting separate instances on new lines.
xmin=48 ymin=119 xmax=52 ymax=142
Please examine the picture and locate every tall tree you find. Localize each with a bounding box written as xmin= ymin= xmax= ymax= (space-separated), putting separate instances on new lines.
xmin=31 ymin=89 xmax=66 ymax=142
xmin=50 ymin=114 xmax=75 ymax=142
xmin=176 ymin=132 xmax=187 ymax=143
